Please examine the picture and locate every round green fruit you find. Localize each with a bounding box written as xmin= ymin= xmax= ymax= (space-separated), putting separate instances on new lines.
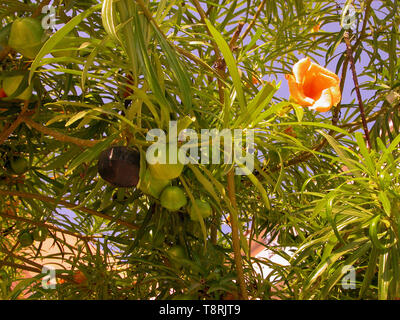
xmin=8 ymin=17 xmax=45 ymax=59
xmin=160 ymin=186 xmax=187 ymax=211
xmin=32 ymin=227 xmax=48 ymax=242
xmin=167 ymin=245 xmax=186 ymax=260
xmin=148 ymin=144 xmax=184 ymax=180
xmin=18 ymin=231 xmax=33 ymax=247
xmin=3 ymin=76 xmax=32 ymax=100
xmin=167 ymin=245 xmax=187 ymax=269
xmin=140 ymin=168 xmax=170 ymax=198
xmin=10 ymin=157 xmax=29 ymax=175
xmin=188 ymin=199 xmax=212 ymax=221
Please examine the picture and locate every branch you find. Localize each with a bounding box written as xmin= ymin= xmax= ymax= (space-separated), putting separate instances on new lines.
xmin=343 ymin=31 xmax=371 ymax=149
xmin=190 ymin=0 xmax=221 ymax=60
xmin=0 ymin=100 xmax=30 ymax=145
xmin=23 ymin=117 xmax=100 ymax=147
xmin=227 ymin=170 xmax=248 ymax=300
xmin=0 ymin=190 xmax=139 ymax=230
xmin=239 ymin=0 xmax=267 ymax=43
xmin=0 ymin=211 xmax=96 ymax=241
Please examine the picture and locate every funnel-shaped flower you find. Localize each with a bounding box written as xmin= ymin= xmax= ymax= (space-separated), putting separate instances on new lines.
xmin=285 ymin=57 xmax=341 ymax=112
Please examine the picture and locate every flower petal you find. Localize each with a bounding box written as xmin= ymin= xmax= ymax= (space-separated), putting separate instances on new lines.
xmin=286 ymin=74 xmax=314 ymax=106
xmin=292 ymin=57 xmax=311 ymax=84
xmin=308 ymin=61 xmax=340 ymax=83
xmin=309 ymin=88 xmax=333 ymax=112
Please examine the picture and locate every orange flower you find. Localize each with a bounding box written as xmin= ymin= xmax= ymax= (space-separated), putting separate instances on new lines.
xmin=285 ymin=57 xmax=341 ymax=112
xmin=312 ymin=23 xmax=321 ymax=33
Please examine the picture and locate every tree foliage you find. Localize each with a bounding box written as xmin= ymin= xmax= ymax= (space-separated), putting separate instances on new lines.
xmin=0 ymin=0 xmax=399 ymax=300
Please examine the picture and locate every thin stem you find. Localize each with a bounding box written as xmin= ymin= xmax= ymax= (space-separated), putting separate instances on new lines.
xmin=343 ymin=31 xmax=371 ymax=149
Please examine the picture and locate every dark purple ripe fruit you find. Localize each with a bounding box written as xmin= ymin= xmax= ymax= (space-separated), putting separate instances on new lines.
xmin=98 ymin=146 xmax=140 ymax=187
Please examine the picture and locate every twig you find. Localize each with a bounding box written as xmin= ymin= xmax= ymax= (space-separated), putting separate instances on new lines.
xmin=239 ymin=0 xmax=268 ymax=43
xmin=353 ymin=0 xmax=373 ymax=50
xmin=343 ymin=31 xmax=371 ymax=149
xmin=0 ymin=212 xmax=96 ymax=240
xmin=332 ymin=56 xmax=349 ymax=125
xmin=229 ymin=22 xmax=245 ymax=51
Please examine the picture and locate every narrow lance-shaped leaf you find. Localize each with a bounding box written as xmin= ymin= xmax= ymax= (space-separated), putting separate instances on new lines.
xmin=205 ymin=19 xmax=246 ymax=111
xmin=29 ymin=3 xmax=102 ymax=83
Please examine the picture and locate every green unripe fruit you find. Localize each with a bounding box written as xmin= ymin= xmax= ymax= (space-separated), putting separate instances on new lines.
xmin=10 ymin=157 xmax=29 ymax=175
xmin=188 ymin=199 xmax=212 ymax=221
xmin=33 ymin=227 xmax=48 ymax=242
xmin=3 ymin=76 xmax=32 ymax=100
xmin=148 ymin=144 xmax=184 ymax=180
xmin=18 ymin=231 xmax=33 ymax=247
xmin=167 ymin=245 xmax=186 ymax=260
xmin=8 ymin=17 xmax=45 ymax=59
xmin=160 ymin=186 xmax=187 ymax=211
xmin=140 ymin=168 xmax=170 ymax=198
xmin=167 ymin=245 xmax=187 ymax=269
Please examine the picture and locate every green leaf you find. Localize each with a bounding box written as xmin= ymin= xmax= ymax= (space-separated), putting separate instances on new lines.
xmin=234 ymin=81 xmax=277 ymax=127
xmin=355 ymin=131 xmax=375 ymax=174
xmin=152 ymin=23 xmax=193 ymax=112
xmin=101 ymin=0 xmax=120 ymax=41
xmin=205 ymin=19 xmax=246 ymax=111
xmin=378 ymin=191 xmax=391 ymax=216
xmin=65 ymin=110 xmax=91 ymax=127
xmin=133 ymin=12 xmax=171 ymax=126
xmin=188 ymin=164 xmax=220 ymax=204
xmin=359 ymin=246 xmax=379 ymax=298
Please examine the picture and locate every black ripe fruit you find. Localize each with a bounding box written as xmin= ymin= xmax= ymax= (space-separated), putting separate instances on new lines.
xmin=98 ymin=146 xmax=140 ymax=187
